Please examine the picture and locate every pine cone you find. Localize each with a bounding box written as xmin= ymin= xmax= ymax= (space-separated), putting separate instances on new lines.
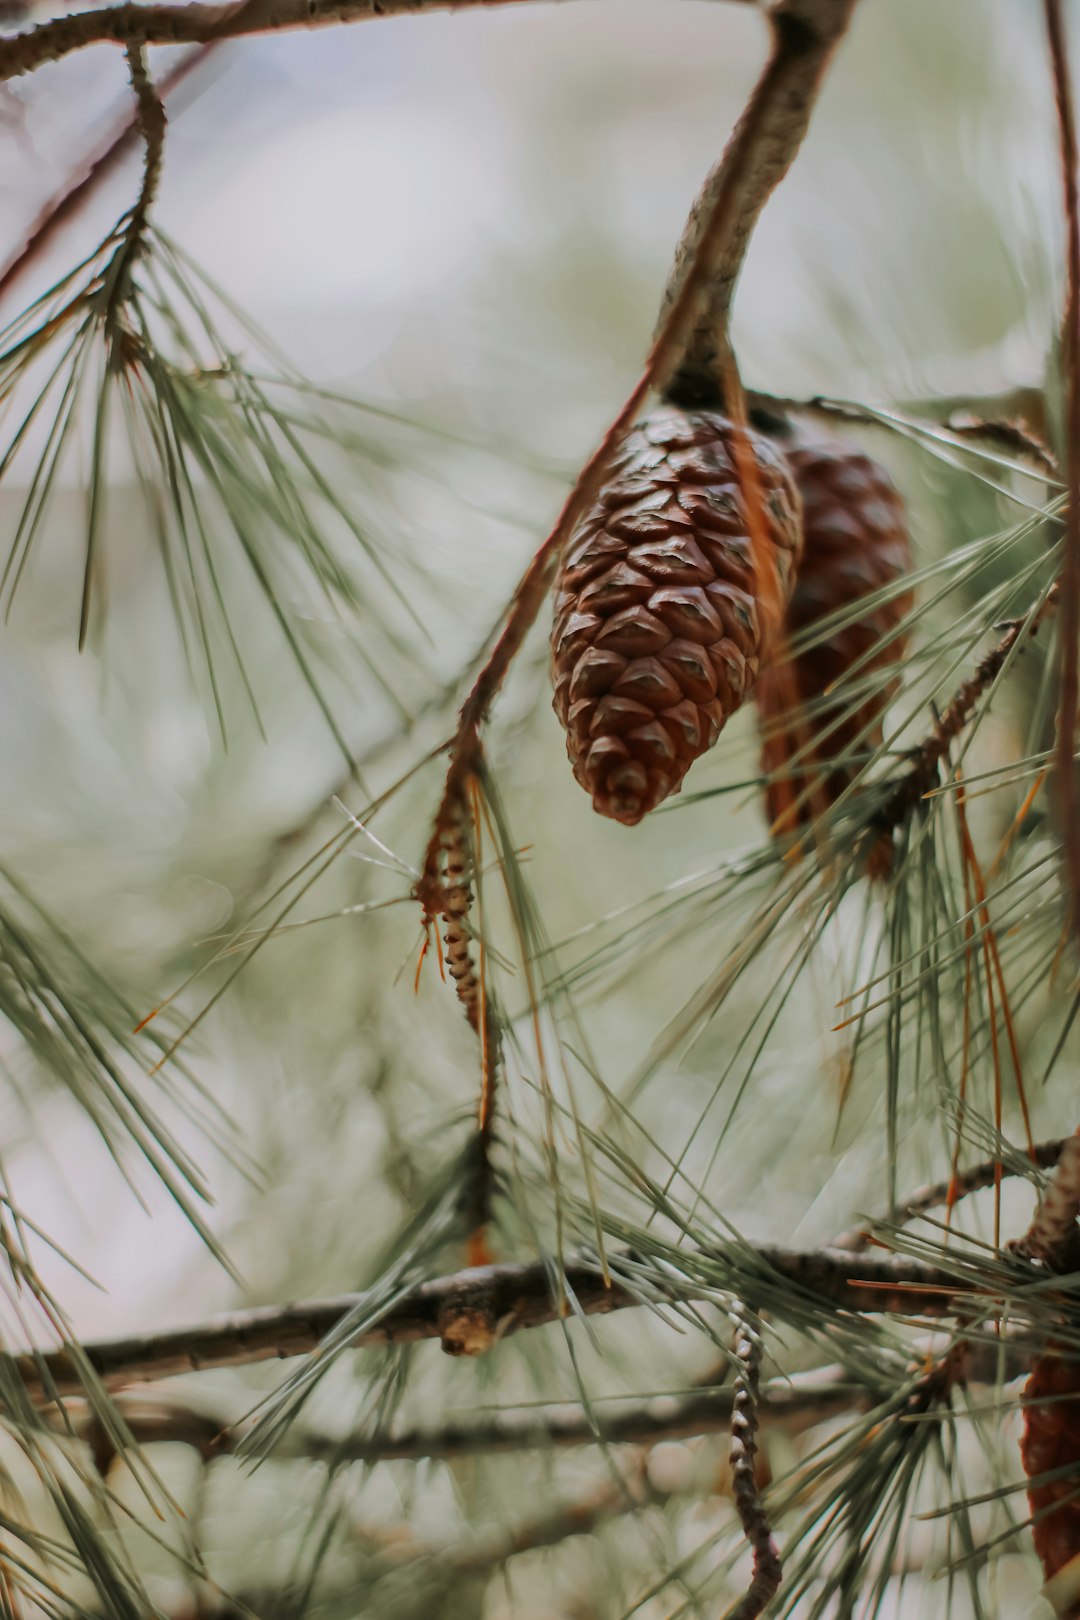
xmin=1022 ymin=1350 xmax=1080 ymax=1614
xmin=551 ymin=409 xmax=803 ymax=825
xmin=754 ymin=425 xmax=913 ymax=838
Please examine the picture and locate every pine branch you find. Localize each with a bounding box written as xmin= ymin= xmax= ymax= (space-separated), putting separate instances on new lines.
xmin=9 ymin=1247 xmax=974 ymax=1404
xmin=902 ymin=382 xmax=1052 ymax=448
xmin=76 ymin=41 xmax=166 ymax=647
xmin=659 ymin=0 xmax=859 ymax=410
xmin=0 ymin=0 xmax=589 ymax=80
xmin=832 ymin=1138 xmax=1066 ymax=1254
xmin=870 ymin=585 xmax=1060 ymax=844
xmin=58 ymin=1343 xmax=1036 ymax=1464
xmin=750 ymin=387 xmax=1059 ymax=478
xmin=55 ymin=1374 xmax=859 ymax=1463
xmin=929 ymin=410 xmax=1058 ymax=478
xmin=1046 ymin=0 xmax=1080 ymax=939
xmin=312 ymin=1379 xmax=857 ymax=1462
xmin=112 ymin=45 xmax=167 ymax=302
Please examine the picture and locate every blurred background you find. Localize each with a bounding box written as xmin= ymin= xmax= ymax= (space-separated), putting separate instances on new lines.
xmin=0 ymin=3 xmax=1072 ymax=1614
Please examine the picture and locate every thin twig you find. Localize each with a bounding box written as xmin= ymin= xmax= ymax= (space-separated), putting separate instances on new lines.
xmin=108 ymin=43 xmax=167 ymax=309
xmin=832 ymin=1139 xmax=1066 ymax=1254
xmin=310 ymin=1384 xmax=848 ymax=1462
xmin=903 ymin=383 xmax=1052 ymax=450
xmin=1016 ymin=1130 xmax=1080 ymax=1267
xmin=0 ymin=45 xmax=217 ymax=309
xmin=659 ymin=0 xmax=859 ymax=409
xmin=77 ymin=41 xmax=167 ymax=650
xmin=869 ymin=586 xmax=1059 ymax=846
xmin=726 ymin=1307 xmax=781 ymax=1620
xmin=1046 ymin=0 xmax=1080 ymax=938
xmin=61 ymin=1375 xmax=855 ymax=1461
xmin=937 ymin=412 xmax=1059 ymax=479
xmin=0 ymin=0 xmax=559 ymax=79
xmin=750 ymin=389 xmax=1059 ymax=478
xmin=58 ymin=1347 xmax=1040 ymax=1464
xmin=330 ymin=1335 xmax=1036 ymax=1461
xmin=4 ymin=1246 xmax=976 ymax=1405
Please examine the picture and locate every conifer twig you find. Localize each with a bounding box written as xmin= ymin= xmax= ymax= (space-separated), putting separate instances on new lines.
xmin=0 ymin=0 xmax=520 ymax=78
xmin=934 ymin=411 xmax=1058 ymax=478
xmin=1046 ymin=0 xmax=1080 ymax=939
xmin=0 ymin=0 xmax=765 ymax=79
xmin=61 ymin=1337 xmax=1040 ymax=1465
xmin=6 ymin=1246 xmax=972 ymax=1404
xmin=749 ymin=389 xmax=1059 ymax=478
xmin=726 ymin=1307 xmax=781 ymax=1620
xmin=903 ymin=383 xmax=1052 ymax=450
xmin=111 ymin=43 xmax=166 ymax=307
xmin=869 ymin=585 xmax=1059 ymax=845
xmin=417 ymin=777 xmax=501 ymax=1244
xmin=659 ymin=0 xmax=859 ymax=410
xmin=832 ymin=1138 xmax=1067 ymax=1254
xmin=425 ymin=1473 xmax=655 ymax=1579
xmin=65 ymin=1375 xmax=857 ymax=1461
xmin=75 ymin=41 xmax=167 ymax=649
xmin=417 ymin=779 xmax=501 ymax=1246
xmin=415 ymin=0 xmax=859 ymax=1240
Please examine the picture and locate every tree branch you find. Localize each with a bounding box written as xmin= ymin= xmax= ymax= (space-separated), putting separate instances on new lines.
xmin=870 ymin=585 xmax=1059 ymax=844
xmin=901 ymin=382 xmax=1053 ymax=450
xmin=0 ymin=0 xmax=547 ymax=80
xmin=659 ymin=0 xmax=859 ymax=409
xmin=61 ymin=1333 xmax=1041 ymax=1466
xmin=305 ymin=1374 xmax=859 ymax=1461
xmin=749 ymin=388 xmax=1059 ymax=479
xmin=8 ymin=1246 xmax=977 ymax=1405
xmin=59 ymin=1373 xmax=859 ymax=1462
xmin=832 ymin=1139 xmax=1067 ymax=1254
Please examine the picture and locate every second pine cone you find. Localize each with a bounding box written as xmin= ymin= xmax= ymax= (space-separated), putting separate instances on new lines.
xmin=754 ymin=424 xmax=913 ymax=838
xmin=551 ymin=408 xmax=803 ymax=826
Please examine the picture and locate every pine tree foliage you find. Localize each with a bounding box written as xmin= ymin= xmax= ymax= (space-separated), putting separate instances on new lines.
xmin=0 ymin=2 xmax=1078 ymax=1617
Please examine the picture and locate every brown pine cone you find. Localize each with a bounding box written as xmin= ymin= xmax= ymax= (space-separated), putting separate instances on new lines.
xmin=754 ymin=425 xmax=913 ymax=838
xmin=551 ymin=409 xmax=803 ymax=825
xmin=1022 ymin=1350 xmax=1080 ymax=1614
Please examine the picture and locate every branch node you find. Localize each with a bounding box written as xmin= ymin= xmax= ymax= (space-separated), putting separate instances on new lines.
xmin=437 ymin=1276 xmax=500 ymax=1357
